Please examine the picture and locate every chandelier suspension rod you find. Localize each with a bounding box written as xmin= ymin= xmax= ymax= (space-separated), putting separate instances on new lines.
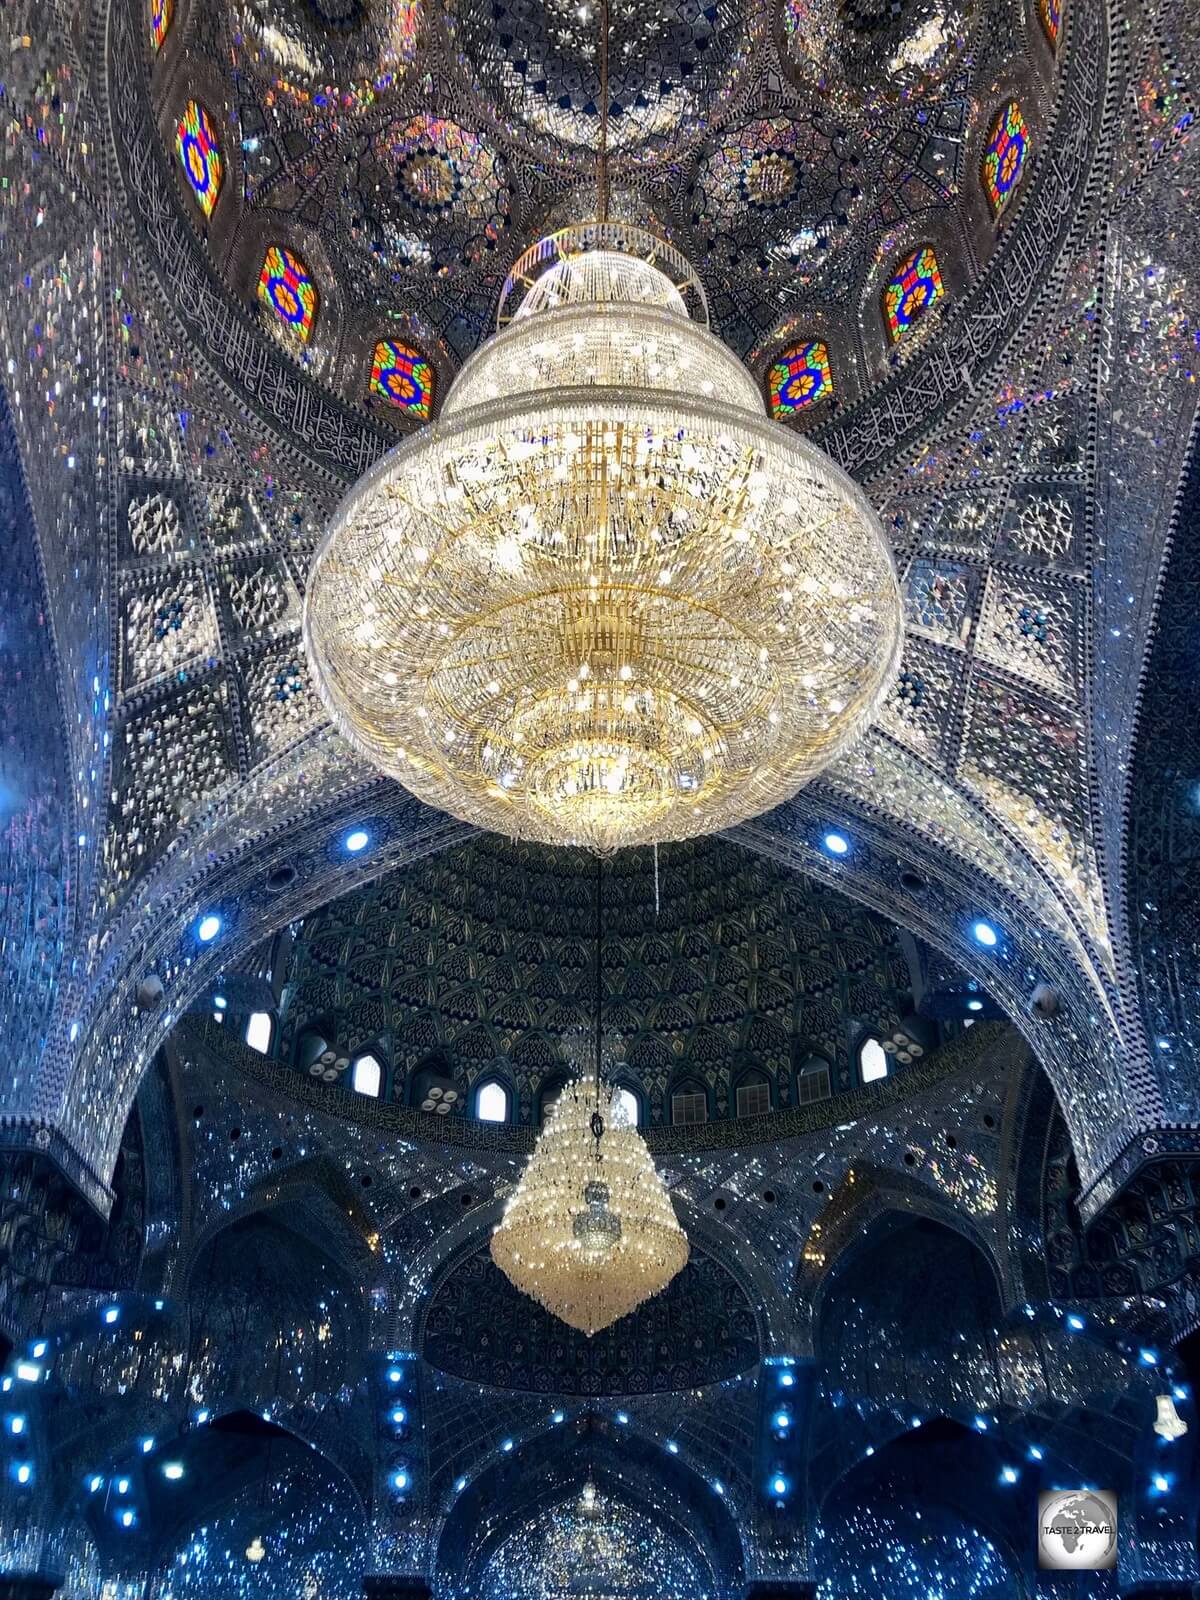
xmin=593 ymin=852 xmax=603 ymax=1111
xmin=597 ymin=0 xmax=610 ymax=223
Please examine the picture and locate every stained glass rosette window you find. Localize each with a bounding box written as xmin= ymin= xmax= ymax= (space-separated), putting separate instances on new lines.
xmin=768 ymin=341 xmax=834 ymax=418
xmin=883 ymin=246 xmax=944 ymax=344
xmin=257 ymin=247 xmax=318 ymax=344
xmin=982 ymin=101 xmax=1029 ymax=217
xmin=176 ymin=102 xmax=223 ymax=220
xmin=370 ymin=340 xmax=434 ymax=418
xmin=150 ymin=0 xmax=173 ymax=50
xmin=1038 ymin=0 xmax=1060 ymax=49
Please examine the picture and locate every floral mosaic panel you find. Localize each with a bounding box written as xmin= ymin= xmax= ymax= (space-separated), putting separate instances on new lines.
xmin=977 ymin=571 xmax=1082 ymax=696
xmin=879 ymin=640 xmax=964 ymax=760
xmin=125 ymin=489 xmax=185 ymax=558
xmin=995 ymin=486 xmax=1081 ymax=566
xmin=119 ymin=570 xmax=220 ymax=689
xmin=105 ymin=682 xmax=236 ymax=889
xmin=244 ymin=646 xmax=322 ymax=759
xmin=903 ymin=558 xmax=978 ymax=646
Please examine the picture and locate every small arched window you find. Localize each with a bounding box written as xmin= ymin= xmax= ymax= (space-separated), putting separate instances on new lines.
xmin=245 ymin=1012 xmax=273 ymax=1054
xmin=352 ymin=1053 xmax=383 ymax=1098
xmin=982 ymin=101 xmax=1029 ymax=219
xmin=671 ymin=1083 xmax=708 ymax=1126
xmin=258 ymin=246 xmax=319 ymax=345
xmin=735 ymin=1072 xmax=771 ymax=1119
xmin=611 ymin=1086 xmax=641 ymax=1127
xmin=882 ymin=246 xmax=944 ymax=344
xmin=797 ymin=1059 xmax=832 ymax=1105
xmin=859 ymin=1038 xmax=889 ymax=1084
xmin=476 ymin=1079 xmax=510 ymax=1124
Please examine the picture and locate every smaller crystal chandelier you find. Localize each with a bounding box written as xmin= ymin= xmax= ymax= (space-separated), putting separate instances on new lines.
xmin=491 ymin=862 xmax=688 ymax=1334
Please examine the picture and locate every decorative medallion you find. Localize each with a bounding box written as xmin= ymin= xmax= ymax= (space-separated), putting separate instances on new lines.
xmin=691 ymin=115 xmax=864 ymax=273
xmin=230 ymin=0 xmax=421 ymax=112
xmin=443 ymin=0 xmax=749 ymax=157
xmin=343 ymin=115 xmax=510 ymax=279
xmin=781 ymin=0 xmax=977 ymax=105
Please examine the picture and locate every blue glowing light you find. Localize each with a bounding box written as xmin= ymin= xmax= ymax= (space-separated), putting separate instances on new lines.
xmin=88 ymin=1475 xmax=104 ymax=1493
xmin=196 ymin=913 xmax=222 ymax=943
xmin=140 ymin=1436 xmax=154 ymax=1453
xmin=1152 ymin=1473 xmax=1170 ymax=1494
xmin=779 ymin=1372 xmax=795 ymax=1388
xmin=502 ymin=1439 xmax=514 ymax=1452
xmin=120 ymin=1509 xmax=135 ymax=1528
xmin=14 ymin=1362 xmax=39 ymax=1383
xmin=1140 ymin=1348 xmax=1159 ymax=1366
xmin=8 ymin=1416 xmax=25 ymax=1436
xmin=666 ymin=1441 xmax=679 ymax=1454
xmin=616 ymin=1411 xmax=629 ymax=1424
xmin=823 ymin=831 xmax=850 ymax=856
xmin=387 ymin=1367 xmax=403 ymax=1384
xmin=103 ymin=1306 xmax=120 ymax=1324
xmin=1174 ymin=1385 xmax=1189 ymax=1401
xmin=971 ymin=920 xmax=999 ymax=947
xmin=771 ymin=1475 xmax=789 ymax=1496
xmin=773 ymin=1411 xmax=791 ymax=1430
xmin=393 ymin=1469 xmax=410 ymax=1491
xmin=455 ymin=1476 xmax=468 ymax=1492
xmin=1066 ymin=1313 xmax=1086 ymax=1331
xmin=195 ymin=1409 xmax=210 ymax=1425
xmin=391 ymin=1407 xmax=408 ymax=1426
xmin=213 ymin=995 xmax=227 ymax=1010
xmin=116 ymin=1477 xmax=131 ymax=1495
xmin=1000 ymin=1466 xmax=1019 ymax=1485
xmin=1028 ymin=1445 xmax=1044 ymax=1461
xmin=163 ymin=1462 xmax=184 ymax=1480
xmin=973 ymin=1415 xmax=989 ymax=1432
xmin=713 ymin=1480 xmax=725 ymax=1496
xmin=31 ymin=1342 xmax=46 ymax=1358
xmin=344 ymin=828 xmax=371 ymax=853
xmin=552 ymin=1410 xmax=565 ymax=1424
xmin=967 ymin=998 xmax=983 ymax=1012
xmin=15 ymin=1463 xmax=31 ymax=1485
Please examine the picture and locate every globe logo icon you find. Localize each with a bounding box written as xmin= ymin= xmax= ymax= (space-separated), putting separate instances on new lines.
xmin=1038 ymin=1489 xmax=1118 ymax=1570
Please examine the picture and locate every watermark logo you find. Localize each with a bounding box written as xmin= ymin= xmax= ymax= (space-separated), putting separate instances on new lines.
xmin=1038 ymin=1489 xmax=1118 ymax=1570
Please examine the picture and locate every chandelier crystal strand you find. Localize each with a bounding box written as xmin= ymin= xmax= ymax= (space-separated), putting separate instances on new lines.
xmin=489 ymin=1072 xmax=689 ymax=1335
xmin=304 ymin=220 xmax=902 ymax=852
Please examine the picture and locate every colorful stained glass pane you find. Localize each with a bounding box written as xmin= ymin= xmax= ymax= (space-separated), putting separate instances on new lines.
xmin=1038 ymin=0 xmax=1060 ymax=48
xmin=150 ymin=0 xmax=173 ymax=49
xmin=257 ymin=247 xmax=319 ymax=344
xmin=176 ymin=102 xmax=223 ymax=220
xmin=768 ymin=341 xmax=834 ymax=418
xmin=883 ymin=246 xmax=945 ymax=344
xmin=982 ymin=101 xmax=1029 ymax=218
xmin=370 ymin=340 xmax=434 ymax=418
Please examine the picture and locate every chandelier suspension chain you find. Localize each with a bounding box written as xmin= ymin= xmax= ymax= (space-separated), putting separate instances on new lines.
xmin=597 ymin=0 xmax=610 ymax=224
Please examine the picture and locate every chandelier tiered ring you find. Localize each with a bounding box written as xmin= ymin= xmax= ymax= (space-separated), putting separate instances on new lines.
xmin=304 ymin=223 xmax=903 ymax=853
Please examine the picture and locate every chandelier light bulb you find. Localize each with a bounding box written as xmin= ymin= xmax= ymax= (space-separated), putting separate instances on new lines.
xmin=305 ymin=223 xmax=902 ymax=852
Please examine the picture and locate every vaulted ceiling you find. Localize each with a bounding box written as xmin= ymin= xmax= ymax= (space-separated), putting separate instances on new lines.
xmin=0 ymin=0 xmax=1197 ymax=1233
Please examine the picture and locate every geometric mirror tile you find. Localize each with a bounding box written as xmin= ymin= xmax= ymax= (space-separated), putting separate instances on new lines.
xmin=903 ymin=558 xmax=978 ymax=646
xmin=976 ymin=571 xmax=1082 ymax=697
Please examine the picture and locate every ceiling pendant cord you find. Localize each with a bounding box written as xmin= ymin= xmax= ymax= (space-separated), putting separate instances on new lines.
xmin=597 ymin=0 xmax=610 ymax=224
xmin=591 ymin=852 xmax=605 ymax=1153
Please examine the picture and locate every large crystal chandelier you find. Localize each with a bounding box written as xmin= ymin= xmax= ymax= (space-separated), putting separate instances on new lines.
xmin=303 ymin=9 xmax=901 ymax=854
xmin=490 ymin=862 xmax=688 ymax=1334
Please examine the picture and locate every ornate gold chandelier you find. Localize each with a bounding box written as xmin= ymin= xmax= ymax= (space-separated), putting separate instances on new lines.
xmin=303 ymin=12 xmax=901 ymax=854
xmin=490 ymin=861 xmax=688 ymax=1335
xmin=490 ymin=1066 xmax=689 ymax=1335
